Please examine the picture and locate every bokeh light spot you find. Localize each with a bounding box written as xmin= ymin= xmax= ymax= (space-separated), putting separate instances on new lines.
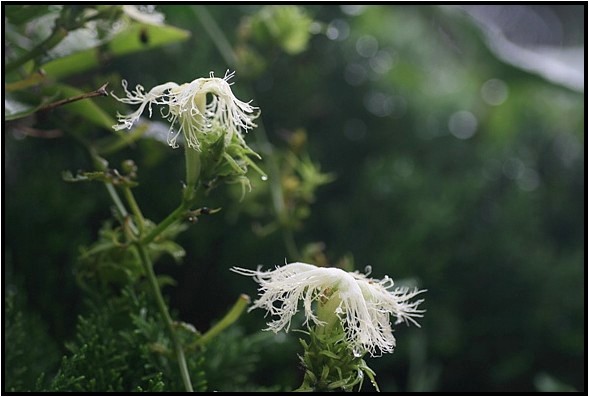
xmin=344 ymin=63 xmax=368 ymax=86
xmin=481 ymin=78 xmax=509 ymax=106
xmin=448 ymin=110 xmax=478 ymax=139
xmin=356 ymin=35 xmax=379 ymax=58
xmin=326 ymin=19 xmax=350 ymax=41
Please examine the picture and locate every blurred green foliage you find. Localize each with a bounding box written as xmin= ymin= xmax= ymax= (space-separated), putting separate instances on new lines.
xmin=4 ymin=4 xmax=584 ymax=393
xmin=47 ymin=287 xmax=207 ymax=392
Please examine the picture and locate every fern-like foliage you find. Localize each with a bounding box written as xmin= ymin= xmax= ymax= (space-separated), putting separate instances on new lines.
xmin=4 ymin=286 xmax=60 ymax=392
xmin=47 ymin=287 xmax=206 ymax=392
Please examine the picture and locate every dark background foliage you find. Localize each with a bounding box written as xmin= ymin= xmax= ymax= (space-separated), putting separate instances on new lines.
xmin=4 ymin=4 xmax=585 ymax=393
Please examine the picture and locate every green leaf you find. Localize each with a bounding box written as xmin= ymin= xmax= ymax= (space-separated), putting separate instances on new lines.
xmin=155 ymin=275 xmax=177 ymax=288
xmin=79 ymin=240 xmax=119 ymax=259
xmin=107 ymin=23 xmax=190 ymax=54
xmin=5 ymin=71 xmax=47 ymax=92
xmin=40 ymin=48 xmax=101 ymax=80
xmin=318 ymin=350 xmax=340 ymax=360
xmin=41 ymin=22 xmax=190 ymax=80
xmin=149 ymin=240 xmax=186 ymax=263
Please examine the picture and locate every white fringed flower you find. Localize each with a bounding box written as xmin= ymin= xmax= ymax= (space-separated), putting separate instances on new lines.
xmin=111 ymin=71 xmax=259 ymax=151
xmin=232 ymin=262 xmax=425 ymax=357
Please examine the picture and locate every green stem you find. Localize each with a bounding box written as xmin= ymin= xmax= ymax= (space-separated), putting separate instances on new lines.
xmin=256 ymin=123 xmax=301 ymax=260
xmin=95 ymin=124 xmax=149 ymax=156
xmin=123 ymin=187 xmax=145 ymax=233
xmin=105 ymin=183 xmax=129 ymax=218
xmin=88 ymin=149 xmax=139 ymax=234
xmin=196 ymin=8 xmax=302 ymax=260
xmin=188 ymin=294 xmax=250 ymax=349
xmin=193 ymin=5 xmax=237 ymax=67
xmin=183 ymin=144 xmax=201 ymax=204
xmin=183 ymin=92 xmax=205 ymax=204
xmin=6 ymin=26 xmax=68 ymax=73
xmin=135 ymin=244 xmax=193 ymax=392
xmin=39 ymin=83 xmax=108 ymax=112
xmin=6 ymin=6 xmax=121 ymax=73
xmin=141 ymin=203 xmax=188 ymax=245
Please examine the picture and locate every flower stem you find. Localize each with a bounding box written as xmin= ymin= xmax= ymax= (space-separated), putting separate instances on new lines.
xmin=256 ymin=123 xmax=301 ymax=260
xmin=188 ymin=294 xmax=250 ymax=349
xmin=123 ymin=186 xmax=145 ymax=234
xmin=196 ymin=8 xmax=302 ymax=260
xmin=96 ymin=124 xmax=148 ymax=156
xmin=141 ymin=203 xmax=188 ymax=245
xmin=105 ymin=183 xmax=129 ymax=218
xmin=193 ymin=5 xmax=237 ymax=67
xmin=183 ymin=143 xmax=201 ymax=204
xmin=135 ymin=243 xmax=193 ymax=392
xmin=88 ymin=149 xmax=139 ymax=235
xmin=5 ymin=26 xmax=68 ymax=73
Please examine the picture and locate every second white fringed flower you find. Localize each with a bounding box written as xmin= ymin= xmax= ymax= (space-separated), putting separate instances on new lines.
xmin=232 ymin=262 xmax=425 ymax=357
xmin=111 ymin=70 xmax=259 ymax=151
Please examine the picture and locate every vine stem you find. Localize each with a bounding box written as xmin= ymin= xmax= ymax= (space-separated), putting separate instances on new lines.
xmin=135 ymin=243 xmax=194 ymax=392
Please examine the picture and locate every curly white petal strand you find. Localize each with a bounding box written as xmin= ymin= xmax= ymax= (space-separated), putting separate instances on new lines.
xmin=112 ymin=80 xmax=178 ymax=131
xmin=111 ymin=72 xmax=259 ymax=150
xmin=231 ymin=262 xmax=425 ymax=357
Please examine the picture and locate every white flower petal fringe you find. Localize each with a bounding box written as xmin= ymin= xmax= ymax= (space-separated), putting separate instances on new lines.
xmin=232 ymin=262 xmax=425 ymax=357
xmin=112 ymin=71 xmax=259 ymax=151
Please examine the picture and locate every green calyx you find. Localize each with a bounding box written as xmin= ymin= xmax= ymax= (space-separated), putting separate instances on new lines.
xmin=198 ymin=127 xmax=265 ymax=198
xmin=294 ymin=324 xmax=380 ymax=392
